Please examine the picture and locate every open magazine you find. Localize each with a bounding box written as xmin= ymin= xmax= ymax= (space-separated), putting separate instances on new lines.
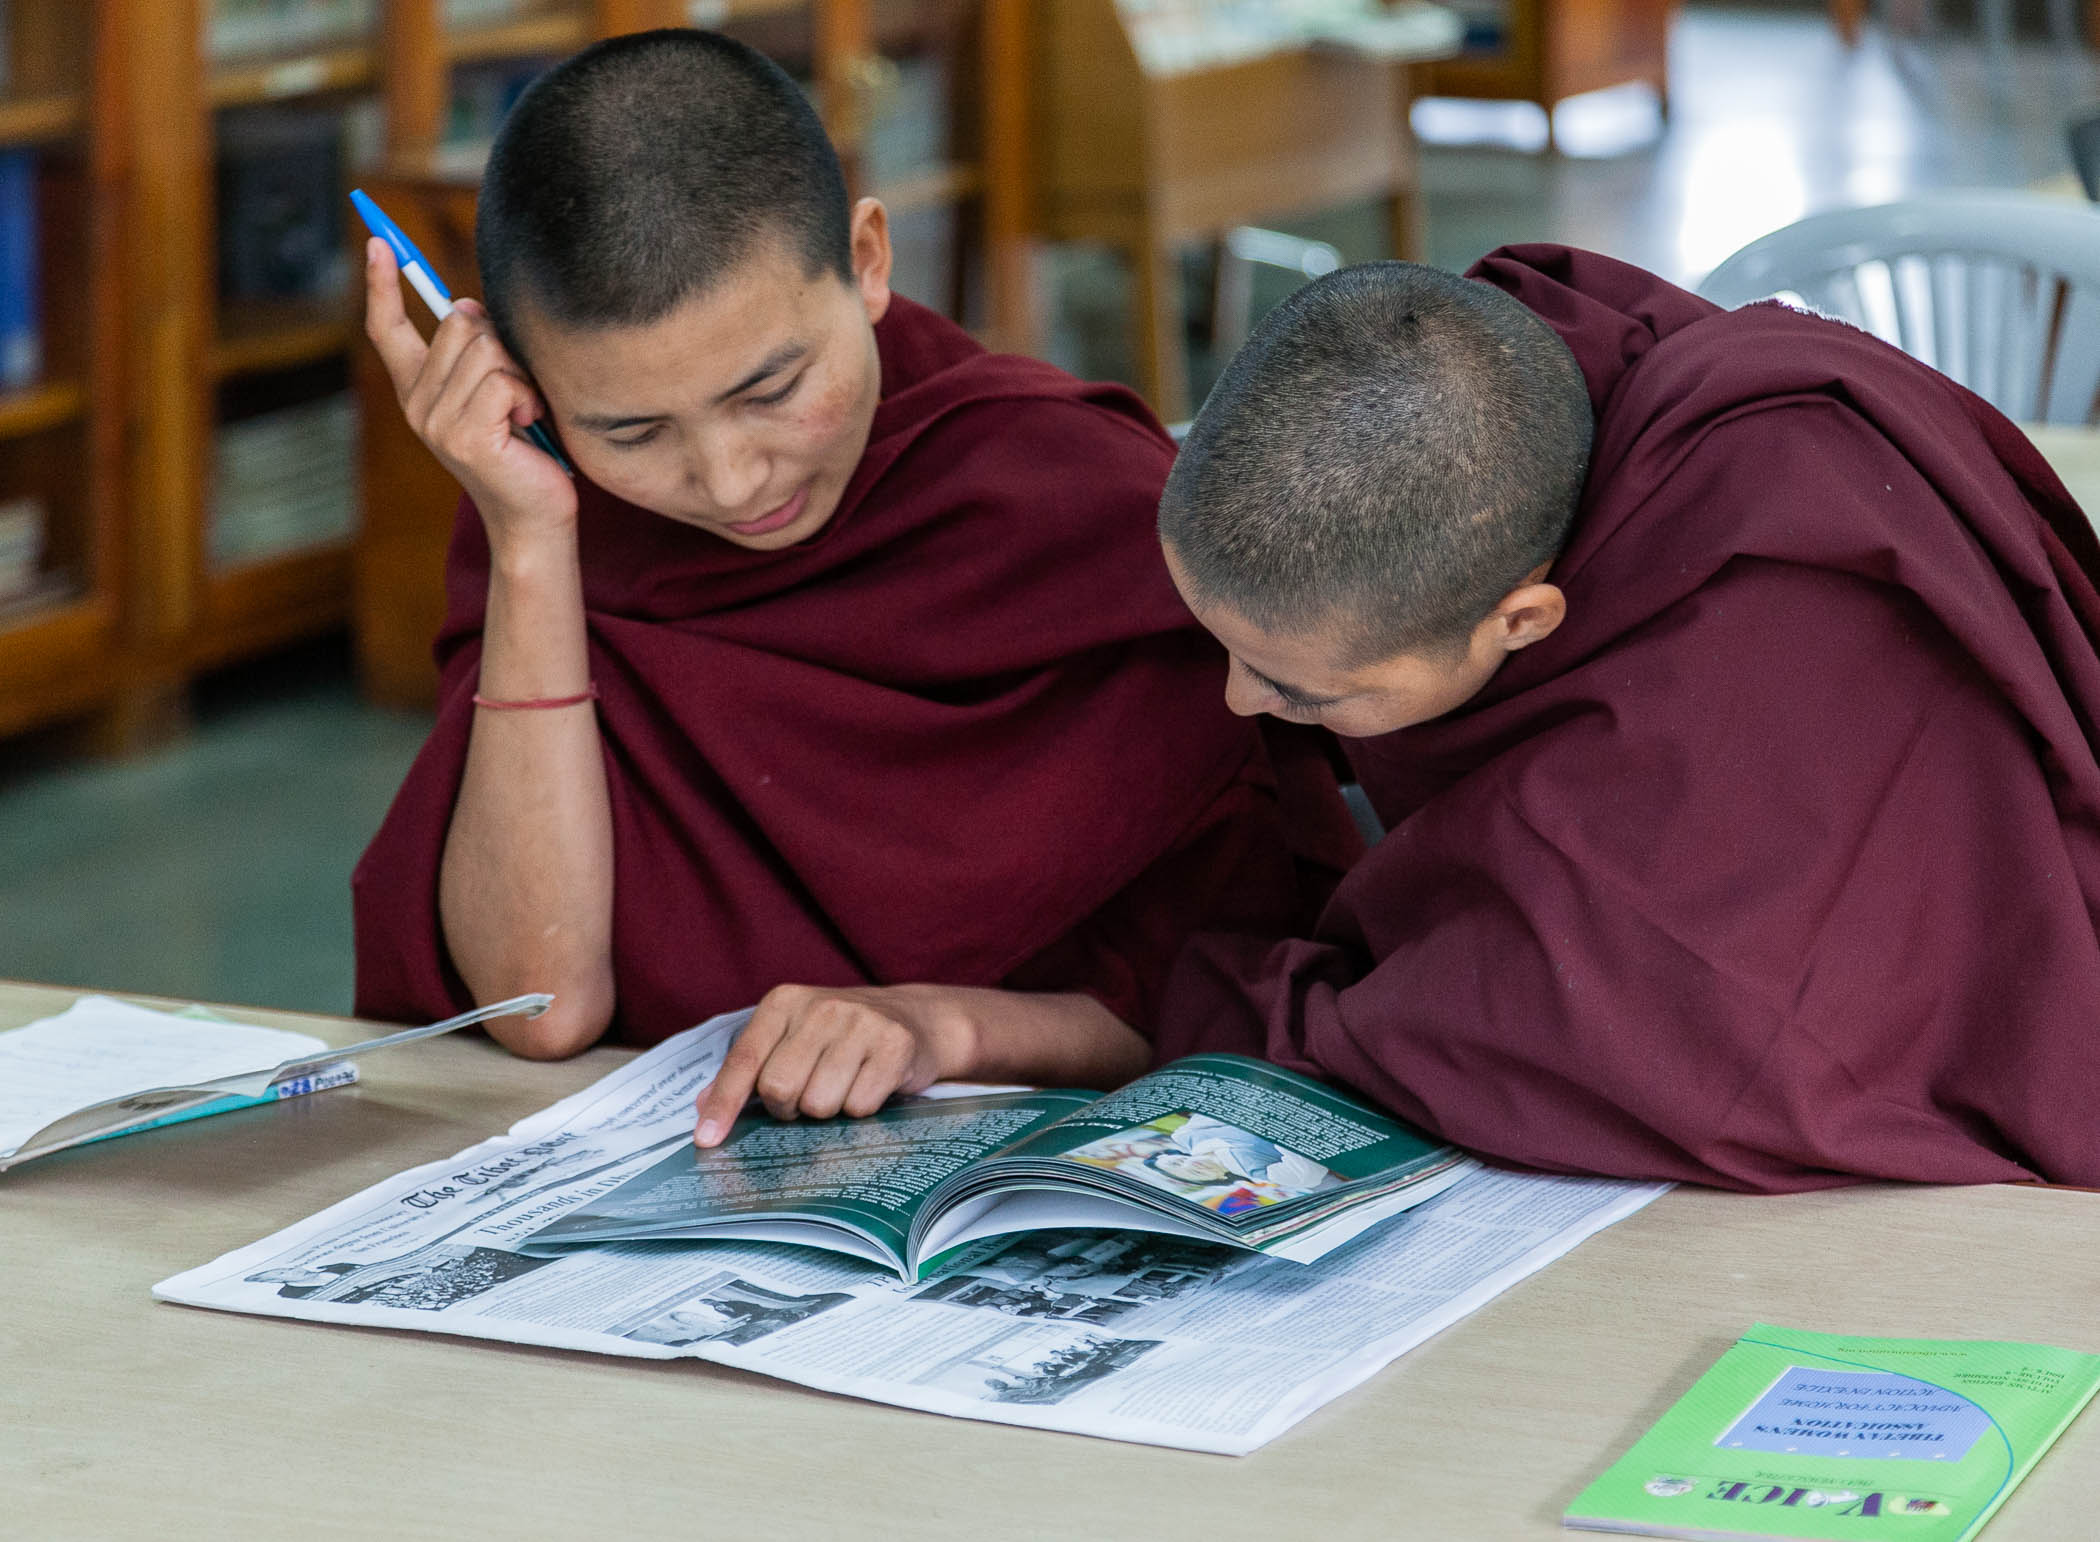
xmin=522 ymin=1054 xmax=1475 ymax=1281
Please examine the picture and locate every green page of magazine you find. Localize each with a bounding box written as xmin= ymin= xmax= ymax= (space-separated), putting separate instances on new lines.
xmin=522 ymin=1053 xmax=1465 ymax=1279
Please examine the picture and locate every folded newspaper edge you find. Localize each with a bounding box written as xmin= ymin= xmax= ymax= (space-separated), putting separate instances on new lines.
xmin=153 ymin=1010 xmax=1668 ymax=1455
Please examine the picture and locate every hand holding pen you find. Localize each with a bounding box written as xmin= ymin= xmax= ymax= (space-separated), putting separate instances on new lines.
xmin=355 ymin=188 xmax=580 ymax=558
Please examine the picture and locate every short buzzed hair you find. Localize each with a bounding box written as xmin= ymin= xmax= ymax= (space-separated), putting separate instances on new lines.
xmin=1160 ymin=261 xmax=1593 ymax=664
xmin=476 ymin=29 xmax=852 ymax=359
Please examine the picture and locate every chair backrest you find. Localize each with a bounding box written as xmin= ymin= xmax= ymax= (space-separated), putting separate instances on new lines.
xmin=1696 ymin=192 xmax=2100 ymax=426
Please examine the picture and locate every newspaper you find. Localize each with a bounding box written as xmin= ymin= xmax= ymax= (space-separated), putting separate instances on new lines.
xmin=153 ymin=1013 xmax=1668 ymax=1455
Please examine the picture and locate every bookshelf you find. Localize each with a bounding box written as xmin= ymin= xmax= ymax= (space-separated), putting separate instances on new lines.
xmin=0 ymin=0 xmax=125 ymax=744
xmin=16 ymin=1 xmax=701 ymax=746
xmin=0 ymin=1 xmax=1021 ymax=743
xmin=208 ymin=44 xmax=379 ymax=109
xmin=103 ymin=0 xmax=367 ymax=729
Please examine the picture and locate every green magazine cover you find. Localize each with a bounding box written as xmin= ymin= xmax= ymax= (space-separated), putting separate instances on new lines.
xmin=1565 ymin=1324 xmax=2100 ymax=1541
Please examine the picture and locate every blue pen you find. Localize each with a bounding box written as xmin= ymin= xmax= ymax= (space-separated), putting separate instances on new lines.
xmin=350 ymin=187 xmax=573 ymax=473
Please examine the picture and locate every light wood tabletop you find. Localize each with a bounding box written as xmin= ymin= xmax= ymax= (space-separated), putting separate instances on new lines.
xmin=5 ymin=979 xmax=2096 ymax=1542
xmin=2025 ymin=422 xmax=2100 ymax=528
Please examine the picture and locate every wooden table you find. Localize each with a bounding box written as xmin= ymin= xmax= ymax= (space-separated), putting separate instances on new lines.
xmin=2025 ymin=422 xmax=2100 ymax=528
xmin=5 ymin=979 xmax=2097 ymax=1540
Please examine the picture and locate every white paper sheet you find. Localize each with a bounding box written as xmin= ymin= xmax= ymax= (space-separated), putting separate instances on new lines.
xmin=0 ymin=997 xmax=328 ymax=1157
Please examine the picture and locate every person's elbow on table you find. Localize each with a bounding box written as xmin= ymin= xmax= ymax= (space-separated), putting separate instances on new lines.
xmin=481 ymin=968 xmax=616 ymax=1061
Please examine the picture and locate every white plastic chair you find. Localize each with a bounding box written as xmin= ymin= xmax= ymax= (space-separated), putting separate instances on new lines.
xmin=1697 ymin=192 xmax=2100 ymax=427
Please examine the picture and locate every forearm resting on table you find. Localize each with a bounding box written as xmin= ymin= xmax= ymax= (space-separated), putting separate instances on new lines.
xmin=439 ymin=537 xmax=616 ymax=1060
xmin=940 ymin=987 xmax=1151 ymax=1090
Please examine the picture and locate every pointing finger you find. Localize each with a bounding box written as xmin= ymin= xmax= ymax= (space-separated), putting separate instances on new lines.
xmin=698 ymin=988 xmax=815 ymax=1144
xmin=695 ymin=1005 xmax=789 ymax=1146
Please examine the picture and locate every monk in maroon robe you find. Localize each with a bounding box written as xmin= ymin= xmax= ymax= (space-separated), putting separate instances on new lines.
xmin=352 ymin=31 xmax=1351 ymax=1097
xmin=787 ymin=245 xmax=2100 ymax=1188
xmin=1141 ymin=247 xmax=2100 ymax=1191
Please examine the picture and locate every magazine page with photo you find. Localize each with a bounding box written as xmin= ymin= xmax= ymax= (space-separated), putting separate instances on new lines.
xmin=971 ymin=1055 xmax=1465 ymax=1219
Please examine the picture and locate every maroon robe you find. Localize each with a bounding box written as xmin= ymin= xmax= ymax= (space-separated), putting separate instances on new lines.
xmin=1154 ymin=246 xmax=2100 ymax=1191
xmin=355 ymin=297 xmax=1354 ymax=1045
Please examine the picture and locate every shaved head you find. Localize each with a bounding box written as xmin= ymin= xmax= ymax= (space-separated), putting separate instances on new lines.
xmin=476 ymin=28 xmax=852 ymax=361
xmin=1159 ymin=261 xmax=1593 ymax=665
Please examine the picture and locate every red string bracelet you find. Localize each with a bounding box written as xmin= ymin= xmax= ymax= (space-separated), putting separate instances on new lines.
xmin=471 ymin=682 xmax=600 ymax=712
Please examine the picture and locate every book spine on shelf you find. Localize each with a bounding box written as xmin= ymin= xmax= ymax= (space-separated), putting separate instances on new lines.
xmin=0 ymin=149 xmax=41 ymax=391
xmin=444 ymin=0 xmax=531 ymax=25
xmin=216 ymin=107 xmax=349 ymax=304
xmin=210 ymin=394 xmax=358 ymax=566
xmin=0 ymin=494 xmax=46 ymax=602
xmin=207 ymin=0 xmax=377 ymax=61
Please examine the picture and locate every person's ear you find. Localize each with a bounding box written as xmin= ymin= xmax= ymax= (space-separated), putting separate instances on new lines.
xmin=1489 ymin=581 xmax=1566 ymax=654
xmin=849 ymin=197 xmax=894 ymax=325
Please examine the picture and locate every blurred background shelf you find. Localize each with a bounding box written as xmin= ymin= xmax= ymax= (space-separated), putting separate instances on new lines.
xmin=1426 ymin=0 xmax=1674 ymax=150
xmin=876 ymin=161 xmax=982 ymax=215
xmin=1024 ymin=0 xmax=1449 ymax=420
xmin=211 ymin=298 xmax=361 ymax=381
xmin=0 ymin=594 xmax=120 ymax=741
xmin=0 ymin=1 xmax=124 ymax=749
xmin=0 ymin=0 xmax=1439 ymax=741
xmin=0 ymin=378 xmax=85 ymax=440
xmin=444 ymin=12 xmax=592 ymax=63
xmin=208 ymin=45 xmax=379 ymax=108
xmin=190 ymin=542 xmax=357 ymax=672
xmin=0 ymin=94 xmax=82 ymax=146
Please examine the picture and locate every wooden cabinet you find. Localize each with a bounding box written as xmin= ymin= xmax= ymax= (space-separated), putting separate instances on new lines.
xmin=0 ymin=2 xmax=1028 ymax=739
xmin=0 ymin=0 xmax=389 ymax=747
xmin=0 ymin=2 xmax=126 ymax=743
xmin=122 ymin=1 xmax=355 ymax=726
xmin=1026 ymin=0 xmax=1440 ymax=421
xmin=121 ymin=1 xmax=662 ymax=736
xmin=1427 ymin=0 xmax=1675 ymax=149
